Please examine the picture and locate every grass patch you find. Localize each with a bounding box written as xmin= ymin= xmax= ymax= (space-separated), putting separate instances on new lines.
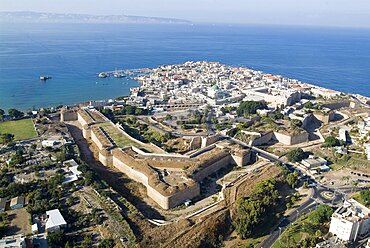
xmin=0 ymin=118 xmax=37 ymax=140
xmin=271 ymin=207 xmax=331 ymax=248
xmin=96 ymin=122 xmax=161 ymax=153
xmin=240 ymin=236 xmax=266 ymax=248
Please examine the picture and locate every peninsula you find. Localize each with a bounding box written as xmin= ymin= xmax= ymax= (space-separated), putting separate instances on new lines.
xmin=1 ymin=61 xmax=370 ymax=247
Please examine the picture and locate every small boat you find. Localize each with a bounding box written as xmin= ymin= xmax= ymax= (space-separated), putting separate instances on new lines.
xmin=40 ymin=76 xmax=52 ymax=80
xmin=98 ymin=72 xmax=108 ymax=78
xmin=113 ymin=73 xmax=125 ymax=78
xmin=113 ymin=68 xmax=125 ymax=78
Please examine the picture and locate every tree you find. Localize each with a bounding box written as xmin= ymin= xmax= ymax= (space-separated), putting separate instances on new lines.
xmin=287 ymin=148 xmax=306 ymax=162
xmin=0 ymin=133 xmax=14 ymax=145
xmin=10 ymin=150 xmax=24 ymax=165
xmin=237 ymin=101 xmax=267 ymax=117
xmin=8 ymin=108 xmax=24 ymax=119
xmin=359 ymin=190 xmax=370 ymax=207
xmin=304 ymin=102 xmax=314 ymax=109
xmin=125 ymin=105 xmax=135 ymax=115
xmin=81 ymin=234 xmax=93 ymax=248
xmin=303 ymin=181 xmax=309 ymax=189
xmin=98 ymin=239 xmax=115 ymax=248
xmin=286 ymin=172 xmax=299 ymax=188
xmin=101 ymin=108 xmax=114 ymax=121
xmin=134 ymin=107 xmax=144 ymax=115
xmin=233 ymin=179 xmax=280 ymax=239
xmin=48 ymin=231 xmax=64 ymax=247
xmin=0 ymin=109 xmax=4 ymax=121
xmin=291 ymin=119 xmax=302 ymax=128
xmin=308 ymin=204 xmax=333 ymax=224
xmin=323 ymin=136 xmax=339 ymax=147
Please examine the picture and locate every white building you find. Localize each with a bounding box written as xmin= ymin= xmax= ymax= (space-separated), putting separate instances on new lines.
xmin=45 ymin=209 xmax=67 ymax=233
xmin=0 ymin=234 xmax=26 ymax=248
xmin=338 ymin=127 xmax=349 ymax=144
xmin=301 ymin=155 xmax=328 ymax=171
xmin=365 ymin=144 xmax=370 ymax=161
xmin=41 ymin=139 xmax=58 ymax=148
xmin=329 ymin=199 xmax=370 ymax=242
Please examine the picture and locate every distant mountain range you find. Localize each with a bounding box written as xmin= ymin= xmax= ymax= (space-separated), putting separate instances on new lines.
xmin=0 ymin=11 xmax=192 ymax=24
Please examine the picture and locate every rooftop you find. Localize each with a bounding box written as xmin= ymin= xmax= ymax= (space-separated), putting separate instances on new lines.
xmin=46 ymin=209 xmax=67 ymax=230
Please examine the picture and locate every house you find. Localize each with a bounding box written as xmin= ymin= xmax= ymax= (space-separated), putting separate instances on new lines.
xmin=41 ymin=139 xmax=58 ymax=148
xmin=62 ymin=160 xmax=82 ymax=184
xmin=45 ymin=209 xmax=67 ymax=233
xmin=0 ymin=234 xmax=26 ymax=248
xmin=301 ymin=155 xmax=330 ymax=172
xmin=338 ymin=126 xmax=351 ymax=144
xmin=10 ymin=196 xmax=24 ymax=210
xmin=0 ymin=198 xmax=7 ymax=212
xmin=329 ymin=199 xmax=370 ymax=242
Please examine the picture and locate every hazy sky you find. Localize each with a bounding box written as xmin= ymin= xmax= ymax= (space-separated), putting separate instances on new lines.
xmin=1 ymin=0 xmax=370 ymax=27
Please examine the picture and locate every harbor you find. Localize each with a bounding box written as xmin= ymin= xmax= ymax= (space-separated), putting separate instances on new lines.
xmin=97 ymin=68 xmax=151 ymax=78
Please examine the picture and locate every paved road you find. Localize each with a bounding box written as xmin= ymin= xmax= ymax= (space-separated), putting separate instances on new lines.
xmin=221 ymin=134 xmax=349 ymax=248
xmin=259 ymin=183 xmax=345 ymax=248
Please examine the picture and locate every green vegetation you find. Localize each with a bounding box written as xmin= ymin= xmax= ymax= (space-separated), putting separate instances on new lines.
xmin=143 ymin=129 xmax=171 ymax=146
xmin=233 ymin=179 xmax=280 ymax=239
xmin=47 ymin=231 xmax=64 ymax=247
xmin=354 ymin=190 xmax=370 ymax=207
xmin=97 ymin=122 xmax=142 ymax=148
xmin=286 ymin=148 xmax=306 ymax=162
xmin=177 ymin=111 xmax=208 ymax=126
xmin=220 ymin=106 xmax=237 ymax=114
xmin=8 ymin=108 xmax=24 ymax=119
xmin=303 ymin=181 xmax=309 ymax=189
xmin=0 ymin=109 xmax=4 ymax=121
xmin=117 ymin=117 xmax=171 ymax=150
xmin=100 ymin=105 xmax=147 ymax=122
xmin=98 ymin=239 xmax=115 ymax=248
xmin=286 ymin=172 xmax=299 ymax=188
xmin=303 ymin=102 xmax=319 ymax=110
xmin=0 ymin=133 xmax=14 ymax=145
xmin=0 ymin=118 xmax=37 ymax=140
xmin=237 ymin=101 xmax=267 ymax=117
xmin=322 ymin=135 xmax=342 ymax=148
xmin=0 ymin=213 xmax=9 ymax=237
xmin=215 ymin=122 xmax=232 ymax=131
xmin=9 ymin=150 xmax=25 ymax=166
xmin=290 ymin=119 xmax=302 ymax=128
xmin=272 ymin=205 xmax=333 ymax=248
xmin=308 ymin=204 xmax=333 ymax=224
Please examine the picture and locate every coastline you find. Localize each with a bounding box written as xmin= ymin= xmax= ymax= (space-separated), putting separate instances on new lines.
xmin=3 ymin=63 xmax=370 ymax=112
xmin=1 ymin=23 xmax=370 ymax=111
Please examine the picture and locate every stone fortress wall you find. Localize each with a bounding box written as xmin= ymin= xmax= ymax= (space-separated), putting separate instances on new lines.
xmin=74 ymin=108 xmax=251 ymax=209
xmin=248 ymin=130 xmax=309 ymax=146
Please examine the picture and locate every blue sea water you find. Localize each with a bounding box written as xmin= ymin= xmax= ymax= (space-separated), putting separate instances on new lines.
xmin=0 ymin=23 xmax=370 ymax=111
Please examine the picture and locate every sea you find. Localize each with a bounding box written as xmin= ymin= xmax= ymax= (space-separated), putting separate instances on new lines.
xmin=0 ymin=23 xmax=370 ymax=111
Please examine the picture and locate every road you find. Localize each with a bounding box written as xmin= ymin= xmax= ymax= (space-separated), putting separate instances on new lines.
xmin=259 ymin=183 xmax=345 ymax=248
xmin=222 ymin=134 xmax=349 ymax=248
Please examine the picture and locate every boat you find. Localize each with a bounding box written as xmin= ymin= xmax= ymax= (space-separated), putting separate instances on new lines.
xmin=113 ymin=69 xmax=125 ymax=78
xmin=98 ymin=72 xmax=108 ymax=78
xmin=40 ymin=76 xmax=52 ymax=80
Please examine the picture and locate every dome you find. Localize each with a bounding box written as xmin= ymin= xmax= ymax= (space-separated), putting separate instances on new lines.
xmin=211 ymin=84 xmax=219 ymax=90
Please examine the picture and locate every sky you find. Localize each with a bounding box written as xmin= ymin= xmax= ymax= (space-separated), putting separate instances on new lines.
xmin=1 ymin=0 xmax=370 ymax=27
